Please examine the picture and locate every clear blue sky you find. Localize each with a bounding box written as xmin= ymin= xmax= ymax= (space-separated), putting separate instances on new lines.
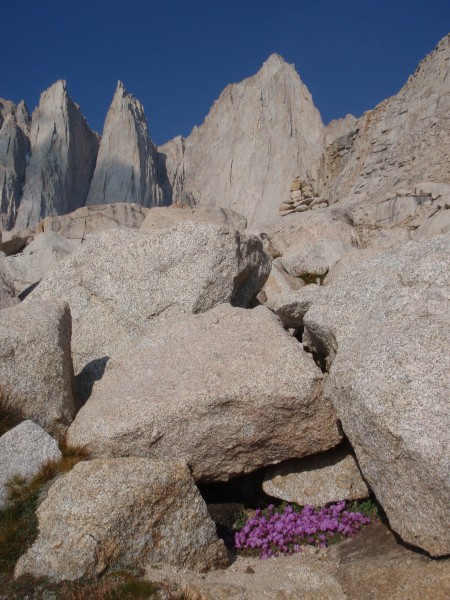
xmin=3 ymin=1 xmax=449 ymax=145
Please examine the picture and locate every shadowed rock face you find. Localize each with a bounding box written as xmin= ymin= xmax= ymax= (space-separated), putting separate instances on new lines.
xmin=0 ymin=99 xmax=30 ymax=230
xmin=158 ymin=54 xmax=325 ymax=227
xmin=86 ymin=81 xmax=163 ymax=208
xmin=14 ymin=81 xmax=99 ymax=231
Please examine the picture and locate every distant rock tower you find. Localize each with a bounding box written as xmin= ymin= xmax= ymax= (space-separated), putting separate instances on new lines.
xmin=86 ymin=81 xmax=163 ymax=208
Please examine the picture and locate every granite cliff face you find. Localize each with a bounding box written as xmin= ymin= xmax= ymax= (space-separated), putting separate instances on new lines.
xmin=0 ymin=100 xmax=30 ymax=229
xmin=14 ymin=81 xmax=99 ymax=231
xmin=324 ymin=34 xmax=450 ymax=212
xmin=158 ymin=54 xmax=325 ymax=226
xmin=86 ymin=81 xmax=163 ymax=207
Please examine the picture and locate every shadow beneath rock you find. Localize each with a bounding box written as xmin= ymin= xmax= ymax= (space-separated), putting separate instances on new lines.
xmin=75 ymin=356 xmax=110 ymax=408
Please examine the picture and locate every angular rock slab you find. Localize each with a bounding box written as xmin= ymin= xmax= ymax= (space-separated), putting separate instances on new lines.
xmin=301 ymin=234 xmax=450 ymax=556
xmin=0 ymin=300 xmax=75 ymax=436
xmin=0 ymin=268 xmax=19 ymax=309
xmin=29 ymin=223 xmax=271 ymax=382
xmin=141 ymin=205 xmax=247 ymax=231
xmin=68 ymin=305 xmax=341 ymax=482
xmin=263 ymin=445 xmax=369 ymax=506
xmin=15 ymin=458 xmax=228 ymax=582
xmin=0 ymin=420 xmax=61 ymax=508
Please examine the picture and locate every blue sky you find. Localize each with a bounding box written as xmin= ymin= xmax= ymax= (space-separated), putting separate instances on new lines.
xmin=2 ymin=1 xmax=449 ymax=145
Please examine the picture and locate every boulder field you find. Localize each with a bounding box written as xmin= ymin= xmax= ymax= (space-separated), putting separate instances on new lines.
xmin=0 ymin=33 xmax=449 ymax=593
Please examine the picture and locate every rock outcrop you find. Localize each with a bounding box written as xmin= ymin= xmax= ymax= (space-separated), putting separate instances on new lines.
xmin=0 ymin=99 xmax=30 ymax=230
xmin=14 ymin=81 xmax=99 ymax=231
xmin=141 ymin=204 xmax=247 ymax=231
xmin=86 ymin=82 xmax=162 ymax=207
xmin=15 ymin=458 xmax=228 ymax=581
xmin=0 ymin=268 xmax=19 ymax=309
xmin=298 ymin=234 xmax=450 ymax=556
xmin=36 ymin=202 xmax=149 ymax=240
xmin=159 ymin=54 xmax=325 ymax=226
xmin=0 ymin=300 xmax=76 ymax=436
xmin=67 ymin=305 xmax=341 ymax=481
xmin=0 ymin=420 xmax=61 ymax=509
xmin=28 ymin=223 xmax=270 ymax=397
xmin=324 ymin=35 xmax=450 ymax=230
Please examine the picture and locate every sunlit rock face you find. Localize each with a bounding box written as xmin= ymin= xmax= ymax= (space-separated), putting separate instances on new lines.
xmin=14 ymin=81 xmax=99 ymax=231
xmin=86 ymin=81 xmax=163 ymax=208
xmin=158 ymin=54 xmax=325 ymax=227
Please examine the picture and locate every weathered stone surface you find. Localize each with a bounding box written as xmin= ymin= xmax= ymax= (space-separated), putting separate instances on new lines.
xmin=0 ymin=268 xmax=19 ymax=309
xmin=86 ymin=82 xmax=162 ymax=207
xmin=1 ymin=232 xmax=80 ymax=294
xmin=325 ymin=35 xmax=450 ymax=231
xmin=29 ymin=223 xmax=270 ymax=394
xmin=67 ymin=305 xmax=341 ymax=482
xmin=256 ymin=257 xmax=304 ymax=309
xmin=260 ymin=211 xmax=359 ymax=277
xmin=412 ymin=208 xmax=450 ymax=240
xmin=159 ymin=54 xmax=325 ymax=226
xmin=14 ymin=81 xmax=99 ymax=231
xmin=0 ymin=420 xmax=61 ymax=509
xmin=263 ymin=445 xmax=369 ymax=506
xmin=0 ymin=229 xmax=34 ymax=256
xmin=141 ymin=204 xmax=247 ymax=231
xmin=300 ymin=234 xmax=450 ymax=556
xmin=0 ymin=99 xmax=30 ymax=230
xmin=0 ymin=300 xmax=75 ymax=436
xmin=15 ymin=458 xmax=228 ymax=581
xmin=332 ymin=520 xmax=450 ymax=600
xmin=36 ymin=202 xmax=150 ymax=240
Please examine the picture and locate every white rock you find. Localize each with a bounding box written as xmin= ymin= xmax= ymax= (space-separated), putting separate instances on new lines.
xmin=15 ymin=458 xmax=228 ymax=581
xmin=14 ymin=81 xmax=99 ymax=230
xmin=0 ymin=420 xmax=61 ymax=509
xmin=67 ymin=305 xmax=341 ymax=481
xmin=86 ymin=82 xmax=162 ymax=207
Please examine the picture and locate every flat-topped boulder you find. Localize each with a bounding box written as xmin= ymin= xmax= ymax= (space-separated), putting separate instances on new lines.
xmin=67 ymin=304 xmax=341 ymax=481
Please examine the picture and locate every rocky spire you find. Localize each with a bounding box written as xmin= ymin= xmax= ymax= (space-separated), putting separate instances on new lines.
xmin=14 ymin=80 xmax=99 ymax=231
xmin=158 ymin=54 xmax=325 ymax=226
xmin=86 ymin=81 xmax=162 ymax=207
xmin=0 ymin=99 xmax=31 ymax=230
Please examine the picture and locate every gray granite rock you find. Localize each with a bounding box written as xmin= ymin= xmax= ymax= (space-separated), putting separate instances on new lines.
xmin=0 ymin=420 xmax=61 ymax=508
xmin=14 ymin=81 xmax=99 ymax=231
xmin=86 ymin=82 xmax=162 ymax=207
xmin=141 ymin=204 xmax=247 ymax=231
xmin=159 ymin=54 xmax=325 ymax=227
xmin=0 ymin=268 xmax=19 ymax=309
xmin=67 ymin=305 xmax=341 ymax=482
xmin=0 ymin=300 xmax=76 ymax=436
xmin=15 ymin=458 xmax=228 ymax=581
xmin=28 ymin=223 xmax=270 ymax=397
xmin=300 ymin=233 xmax=450 ymax=556
xmin=0 ymin=99 xmax=30 ymax=230
xmin=263 ymin=445 xmax=369 ymax=506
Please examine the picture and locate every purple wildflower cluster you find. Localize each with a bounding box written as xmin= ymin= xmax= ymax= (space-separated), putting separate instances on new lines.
xmin=234 ymin=501 xmax=371 ymax=559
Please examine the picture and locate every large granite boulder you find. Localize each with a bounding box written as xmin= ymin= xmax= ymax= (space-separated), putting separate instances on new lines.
xmin=0 ymin=420 xmax=61 ymax=509
xmin=86 ymin=82 xmax=162 ymax=207
xmin=67 ymin=305 xmax=341 ymax=481
xmin=1 ymin=232 xmax=80 ymax=294
xmin=14 ymin=81 xmax=99 ymax=231
xmin=28 ymin=223 xmax=270 ymax=397
xmin=15 ymin=458 xmax=228 ymax=581
xmin=36 ymin=203 xmax=150 ymax=240
xmin=0 ymin=300 xmax=76 ymax=436
xmin=297 ymin=234 xmax=450 ymax=556
xmin=262 ymin=445 xmax=369 ymax=506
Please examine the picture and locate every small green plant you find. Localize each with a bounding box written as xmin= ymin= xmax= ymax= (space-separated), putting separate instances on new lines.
xmin=347 ymin=498 xmax=379 ymax=521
